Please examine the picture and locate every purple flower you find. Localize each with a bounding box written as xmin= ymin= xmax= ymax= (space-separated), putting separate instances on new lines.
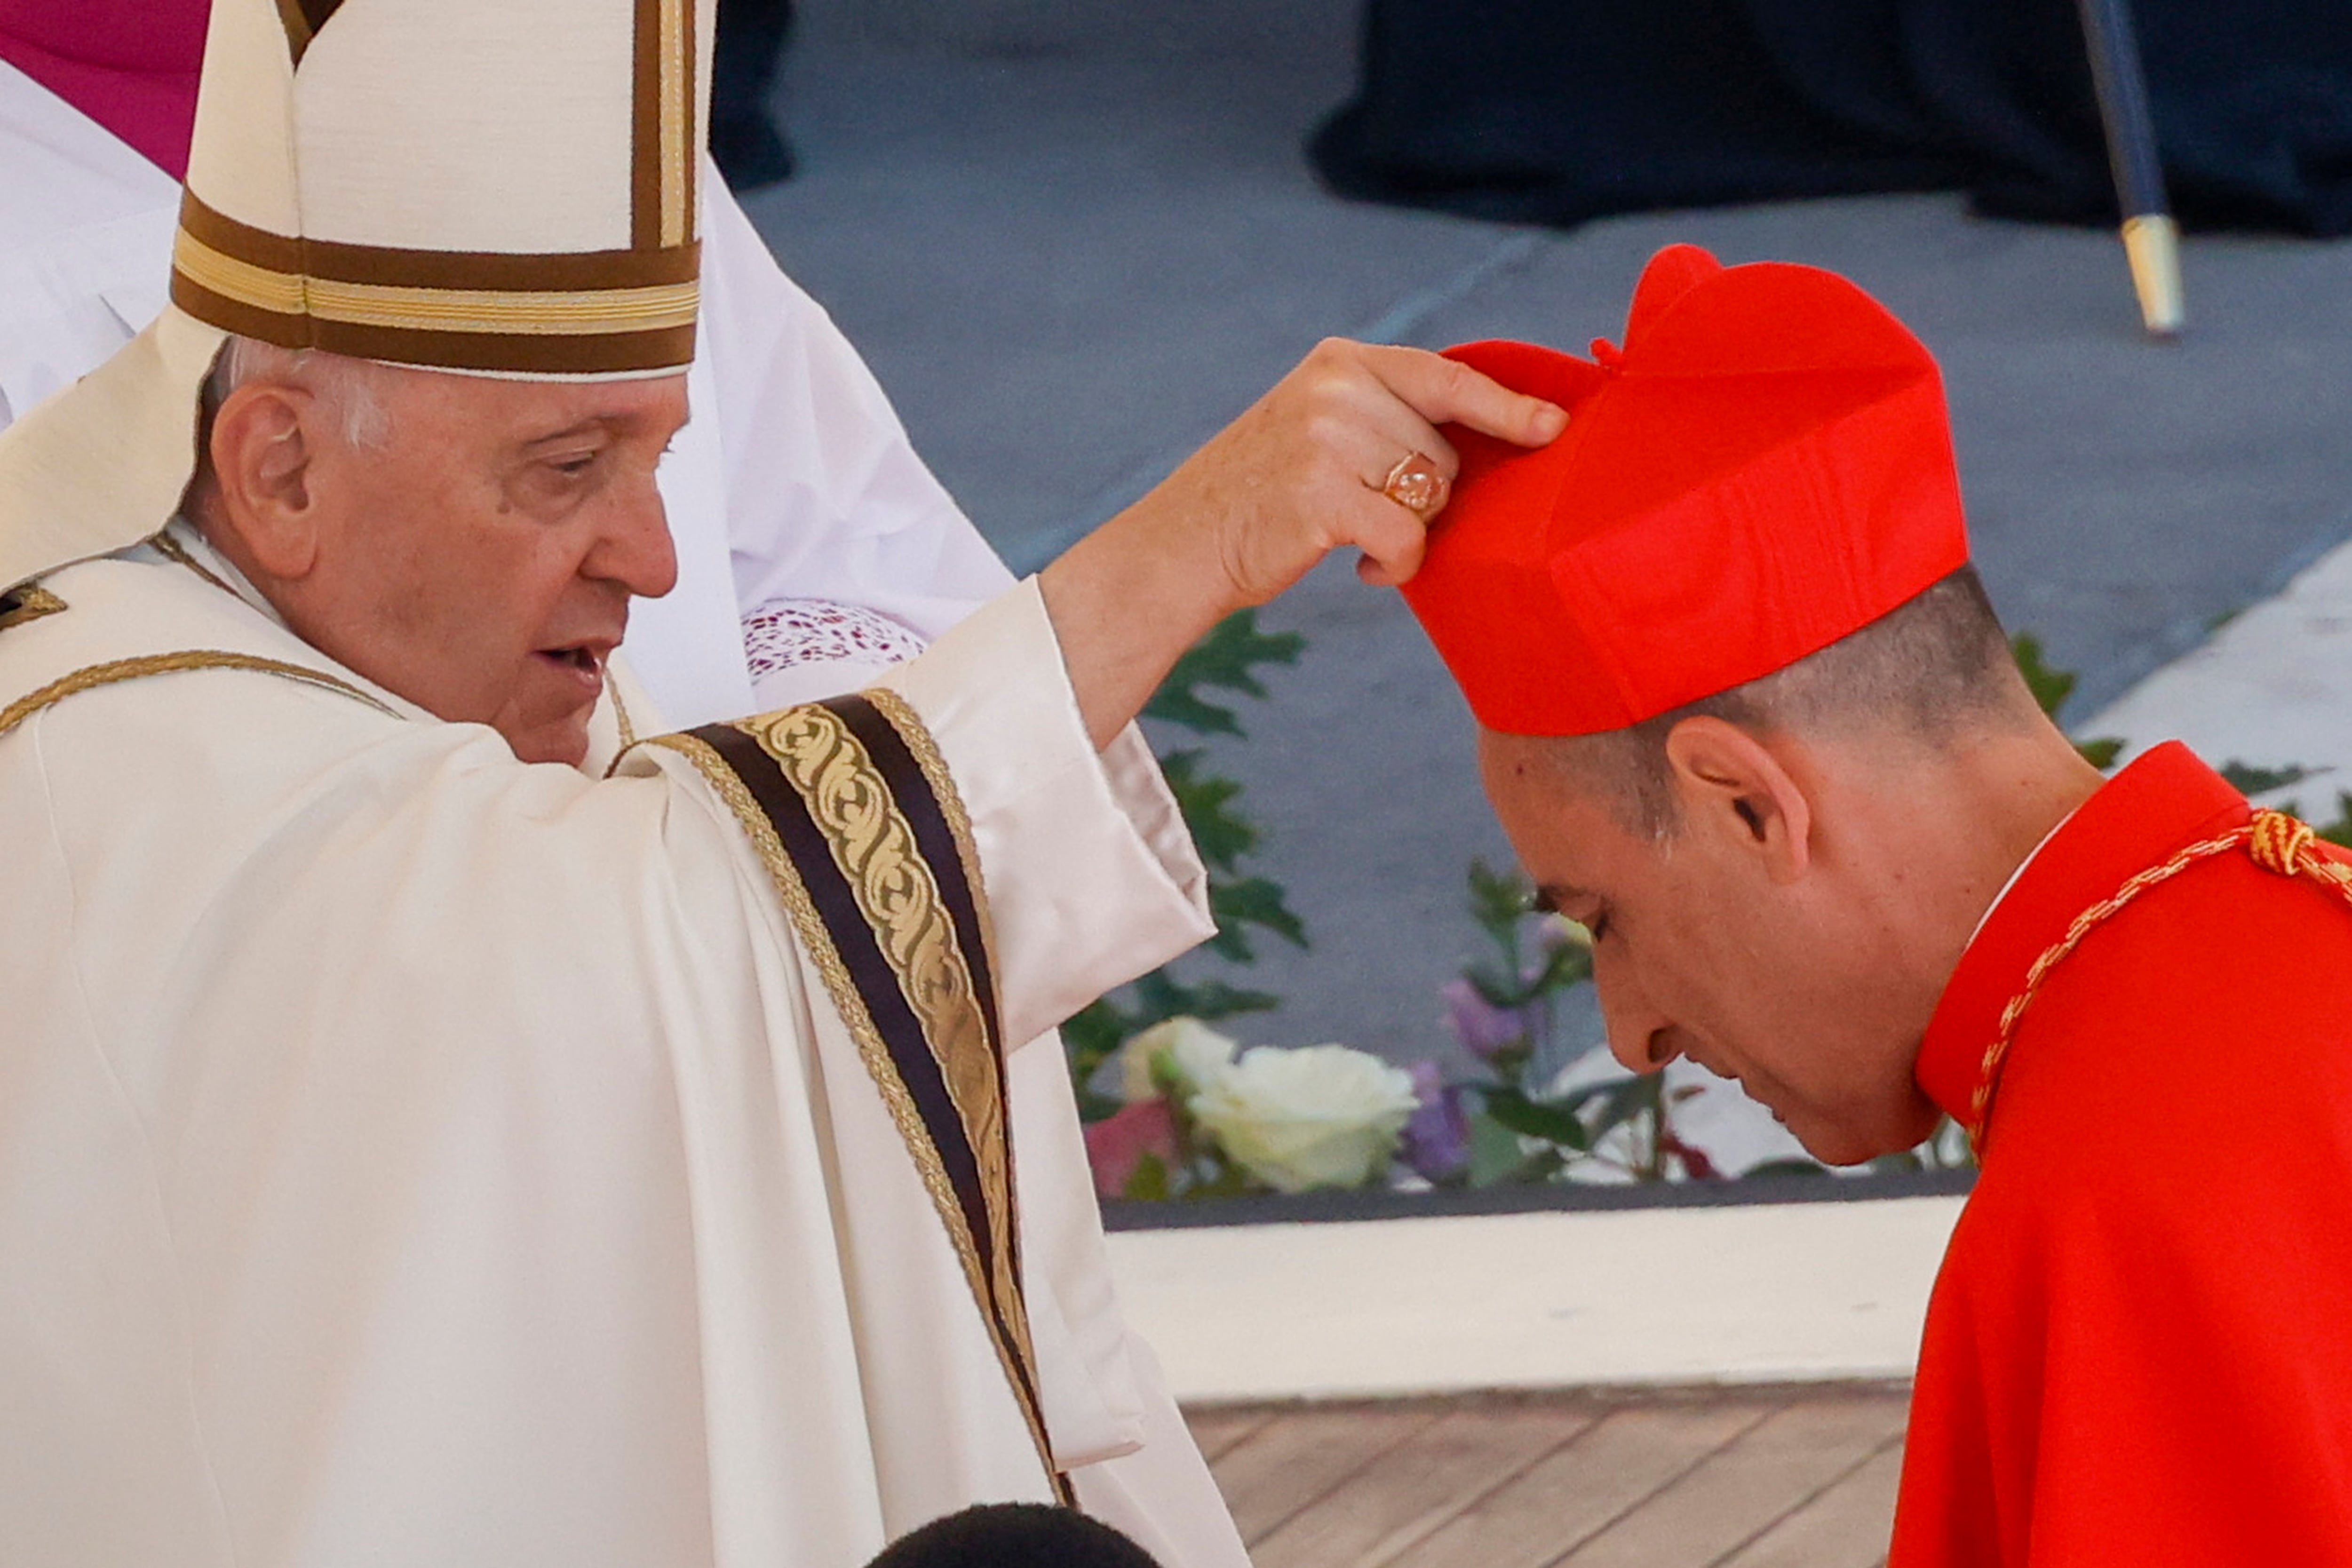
xmin=1400 ymin=1060 xmax=1471 ymax=1184
xmin=1441 ymin=977 xmax=1537 ymax=1062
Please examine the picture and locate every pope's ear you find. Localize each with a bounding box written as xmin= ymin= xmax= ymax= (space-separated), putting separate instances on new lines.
xmin=1660 ymin=715 xmax=1812 ymax=882
xmin=205 ymin=382 xmax=323 ymax=581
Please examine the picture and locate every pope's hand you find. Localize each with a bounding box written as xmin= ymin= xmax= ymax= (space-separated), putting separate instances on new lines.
xmin=1041 ymin=338 xmax=1565 ymax=748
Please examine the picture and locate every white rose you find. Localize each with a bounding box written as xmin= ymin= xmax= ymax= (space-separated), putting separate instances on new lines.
xmin=1116 ymin=1016 xmax=1240 ymax=1104
xmin=1186 ymin=1043 xmax=1420 ymax=1194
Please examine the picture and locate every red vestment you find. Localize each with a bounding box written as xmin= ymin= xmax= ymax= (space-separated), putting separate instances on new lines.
xmin=1894 ymin=741 xmax=2352 ymax=1566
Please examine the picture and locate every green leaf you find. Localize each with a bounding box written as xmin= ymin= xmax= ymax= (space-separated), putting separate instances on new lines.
xmin=1064 ymin=611 xmax=1311 ymax=1102
xmin=1465 ymin=1111 xmax=1539 ymax=1187
xmin=1123 ymin=1150 xmax=1173 ymax=1202
xmin=1528 ymin=939 xmax=1594 ymax=994
xmin=1465 ymin=963 xmax=1529 ymax=1008
xmin=2075 ymin=737 xmax=2124 ymax=771
xmin=1185 ymin=1157 xmax=1258 ymax=1200
xmin=1062 ymin=999 xmax=1129 ymax=1097
xmin=2219 ymin=760 xmax=2315 ymax=796
xmin=1142 ymin=688 xmax=1247 ymax=739
xmin=2010 ymin=633 xmax=2075 ymax=719
xmin=1129 ymin=971 xmax=1280 ymax=1025
xmin=1468 ymin=858 xmax=1535 ymax=935
xmin=2320 ymin=792 xmax=2352 ymax=850
xmin=1206 ymin=875 xmax=1310 ymax=962
xmin=1580 ymin=1077 xmax=1659 ymax=1142
xmin=1158 ymin=751 xmax=1256 ymax=872
xmin=1480 ymin=1087 xmax=1592 ymax=1151
xmin=1142 ymin=610 xmax=1303 ymax=739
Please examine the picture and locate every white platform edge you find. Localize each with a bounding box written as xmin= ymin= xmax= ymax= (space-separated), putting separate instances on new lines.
xmin=1106 ymin=1195 xmax=1963 ymax=1404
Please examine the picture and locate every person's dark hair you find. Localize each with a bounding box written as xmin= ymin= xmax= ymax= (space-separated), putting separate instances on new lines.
xmin=1550 ymin=565 xmax=2031 ymax=835
xmin=863 ymin=1503 xmax=1163 ymax=1568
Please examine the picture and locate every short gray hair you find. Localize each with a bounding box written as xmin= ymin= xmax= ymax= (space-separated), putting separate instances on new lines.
xmin=201 ymin=336 xmax=391 ymax=449
xmin=1542 ymin=566 xmax=2033 ymax=836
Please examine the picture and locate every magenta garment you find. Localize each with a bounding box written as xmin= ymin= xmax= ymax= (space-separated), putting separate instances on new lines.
xmin=0 ymin=0 xmax=208 ymax=177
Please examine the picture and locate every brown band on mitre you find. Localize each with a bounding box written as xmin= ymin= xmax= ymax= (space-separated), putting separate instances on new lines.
xmin=633 ymin=0 xmax=697 ymax=252
xmin=273 ymin=0 xmax=347 ymax=64
xmin=171 ymin=268 xmax=698 ymax=374
xmin=177 ymin=194 xmax=699 ymax=291
xmin=171 ymin=191 xmax=701 ymax=376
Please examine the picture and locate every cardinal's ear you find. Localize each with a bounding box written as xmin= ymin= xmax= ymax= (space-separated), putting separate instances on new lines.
xmin=202 ymin=381 xmax=326 ymax=581
xmin=1660 ymin=715 xmax=1812 ymax=883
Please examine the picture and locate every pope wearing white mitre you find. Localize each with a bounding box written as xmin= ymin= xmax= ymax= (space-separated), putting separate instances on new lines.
xmin=0 ymin=0 xmax=1009 ymax=723
xmin=0 ymin=2 xmax=1566 ymax=1565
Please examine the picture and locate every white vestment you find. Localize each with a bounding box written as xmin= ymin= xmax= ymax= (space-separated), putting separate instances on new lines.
xmin=0 ymin=57 xmax=1011 ymax=723
xmin=0 ymin=529 xmax=1249 ymax=1568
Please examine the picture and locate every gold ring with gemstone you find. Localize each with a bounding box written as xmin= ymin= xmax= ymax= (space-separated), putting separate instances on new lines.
xmin=1381 ymin=451 xmax=1449 ymax=518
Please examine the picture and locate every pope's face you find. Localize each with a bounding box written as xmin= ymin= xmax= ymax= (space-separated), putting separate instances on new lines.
xmin=1478 ymin=728 xmax=1944 ymax=1166
xmin=278 ymin=368 xmax=687 ymax=766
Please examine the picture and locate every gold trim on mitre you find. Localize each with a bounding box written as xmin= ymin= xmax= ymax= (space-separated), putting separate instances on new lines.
xmin=634 ymin=0 xmax=699 ymax=253
xmin=166 ymin=0 xmax=711 ymax=379
xmin=170 ymin=195 xmax=703 ymax=378
xmin=272 ymin=0 xmax=345 ymax=63
xmin=0 ymin=0 xmax=717 ymax=597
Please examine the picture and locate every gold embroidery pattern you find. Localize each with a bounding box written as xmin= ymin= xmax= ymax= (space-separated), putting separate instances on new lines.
xmin=734 ymin=704 xmax=1057 ymax=1482
xmin=850 ymin=687 xmax=1039 ymax=1433
xmin=0 ymin=651 xmax=398 ymax=742
xmin=0 ymin=586 xmax=66 ymax=633
xmin=645 ymin=728 xmax=1063 ymax=1491
xmin=864 ymin=688 xmax=1007 ymax=1019
xmin=744 ymin=705 xmax=1009 ymax=1200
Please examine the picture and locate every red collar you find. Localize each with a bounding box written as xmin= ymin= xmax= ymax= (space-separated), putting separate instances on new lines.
xmin=1915 ymin=741 xmax=2249 ymax=1129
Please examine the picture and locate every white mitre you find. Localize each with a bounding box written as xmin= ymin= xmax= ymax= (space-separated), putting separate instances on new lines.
xmin=0 ymin=0 xmax=715 ymax=596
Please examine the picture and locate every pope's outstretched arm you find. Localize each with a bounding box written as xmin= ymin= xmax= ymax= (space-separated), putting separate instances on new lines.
xmin=1041 ymin=338 xmax=1568 ymax=749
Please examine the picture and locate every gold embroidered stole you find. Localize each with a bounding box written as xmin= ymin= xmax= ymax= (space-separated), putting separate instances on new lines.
xmin=650 ymin=690 xmax=1065 ymax=1497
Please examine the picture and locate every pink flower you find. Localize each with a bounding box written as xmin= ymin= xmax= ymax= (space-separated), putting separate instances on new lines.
xmin=1085 ymin=1098 xmax=1180 ymax=1200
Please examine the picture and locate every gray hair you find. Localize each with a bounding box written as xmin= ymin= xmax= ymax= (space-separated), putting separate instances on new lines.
xmin=1542 ymin=566 xmax=2034 ymax=837
xmin=201 ymin=336 xmax=392 ymax=450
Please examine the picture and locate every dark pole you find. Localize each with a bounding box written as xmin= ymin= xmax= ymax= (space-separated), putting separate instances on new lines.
xmin=2076 ymin=0 xmax=2182 ymax=336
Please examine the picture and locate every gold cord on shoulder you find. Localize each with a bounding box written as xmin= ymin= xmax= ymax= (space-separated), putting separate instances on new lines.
xmin=0 ymin=651 xmax=398 ymax=742
xmin=1971 ymin=809 xmax=2352 ymax=1156
xmin=148 ymin=531 xmax=244 ymax=600
xmin=0 ymin=585 xmax=66 ymax=633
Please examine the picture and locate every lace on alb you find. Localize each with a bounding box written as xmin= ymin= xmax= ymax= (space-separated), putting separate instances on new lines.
xmin=740 ymin=597 xmax=930 ymax=682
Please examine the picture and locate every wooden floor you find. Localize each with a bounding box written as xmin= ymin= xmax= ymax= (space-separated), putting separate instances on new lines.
xmin=1184 ymin=1386 xmax=1908 ymax=1568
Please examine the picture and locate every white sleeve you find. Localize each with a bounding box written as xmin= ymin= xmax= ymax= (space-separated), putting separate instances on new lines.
xmin=699 ymin=170 xmax=1015 ymax=649
xmin=874 ymin=577 xmax=1212 ymax=1045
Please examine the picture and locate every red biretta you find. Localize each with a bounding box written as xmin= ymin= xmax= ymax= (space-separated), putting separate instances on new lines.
xmin=1406 ymin=243 xmax=2352 ymax=1565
